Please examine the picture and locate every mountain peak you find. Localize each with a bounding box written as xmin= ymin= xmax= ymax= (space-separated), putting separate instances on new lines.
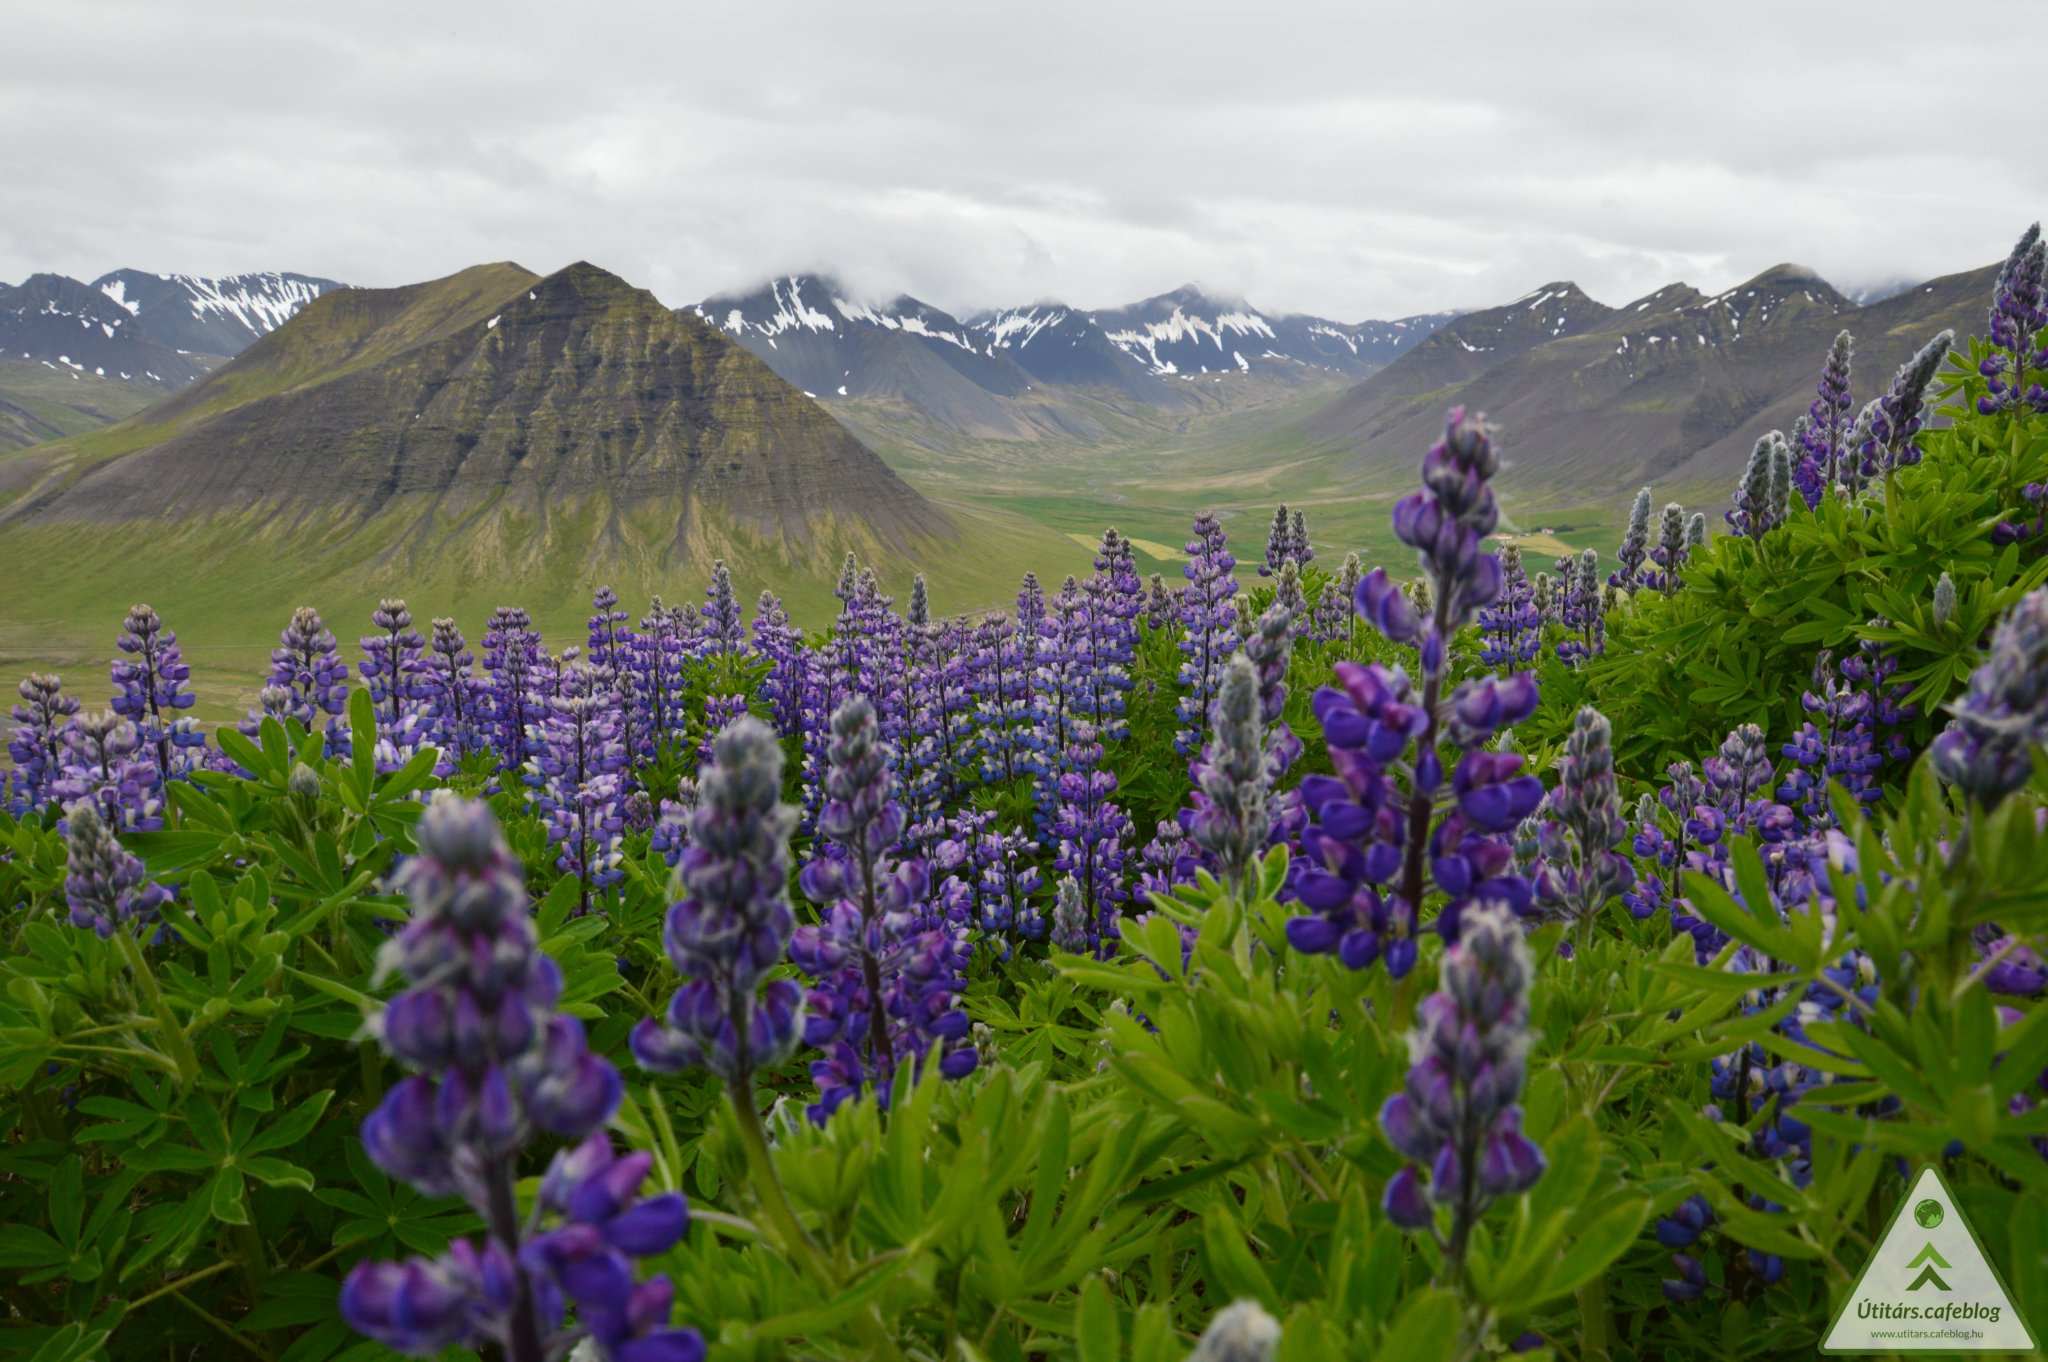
xmin=531 ymin=260 xmax=643 ymax=303
xmin=1740 ymin=262 xmax=1833 ymax=292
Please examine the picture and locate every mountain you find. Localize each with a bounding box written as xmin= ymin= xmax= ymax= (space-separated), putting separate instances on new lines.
xmin=964 ymin=303 xmax=1166 ymax=401
xmin=690 ymin=274 xmax=1457 ymax=444
xmin=1307 ymin=261 xmax=1987 ymax=504
xmin=90 ymin=269 xmax=342 ymax=358
xmin=0 ymin=273 xmax=214 ymax=386
xmin=690 ymin=276 xmax=1066 ymax=438
xmin=1083 ymin=284 xmax=1453 ymax=379
xmin=0 ymin=267 xmax=341 ymax=453
xmin=0 ymin=262 xmax=977 ymax=645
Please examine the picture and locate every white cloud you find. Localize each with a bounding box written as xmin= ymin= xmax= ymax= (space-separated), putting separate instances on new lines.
xmin=1 ymin=0 xmax=2040 ymax=319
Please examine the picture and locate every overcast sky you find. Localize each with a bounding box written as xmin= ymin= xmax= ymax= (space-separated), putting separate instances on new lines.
xmin=3 ymin=1 xmax=2041 ymax=320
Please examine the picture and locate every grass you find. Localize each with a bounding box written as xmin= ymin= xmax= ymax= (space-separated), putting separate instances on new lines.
xmin=0 ymin=362 xmax=166 ymax=451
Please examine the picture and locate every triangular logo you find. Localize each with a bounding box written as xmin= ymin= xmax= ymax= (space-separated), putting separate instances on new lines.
xmin=1822 ymin=1165 xmax=2038 ymax=1353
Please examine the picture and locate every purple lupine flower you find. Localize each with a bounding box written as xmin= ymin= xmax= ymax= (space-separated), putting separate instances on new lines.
xmin=360 ymin=599 xmax=429 ymax=768
xmin=482 ymin=607 xmax=544 ymax=774
xmin=1611 ymin=488 xmax=1652 ymax=593
xmin=1027 ymin=575 xmax=1091 ymax=826
xmin=51 ymin=710 xmax=163 ymax=833
xmin=1778 ymin=650 xmax=1885 ymax=827
xmin=1178 ymin=511 xmax=1239 ymax=754
xmin=972 ymin=603 xmax=1033 ymax=787
xmin=421 ymin=618 xmax=483 ymax=769
xmin=1993 ymin=483 xmax=2048 ymax=549
xmin=937 ymin=810 xmax=1045 ymax=952
xmin=1856 ymin=329 xmax=1955 ymax=485
xmin=1638 ymin=725 xmax=1805 ymax=957
xmin=788 ymin=696 xmax=976 ymax=1122
xmin=1726 ymin=433 xmax=1789 ymax=541
xmin=242 ymin=607 xmax=350 ymax=749
xmin=1180 ymin=602 xmax=1304 ymax=884
xmin=696 ymin=693 xmax=749 ymax=770
xmin=633 ymin=716 xmax=803 ymax=1085
xmin=587 ymin=586 xmax=642 ymax=764
xmin=700 ymin=560 xmax=745 ymax=658
xmin=1646 ymin=503 xmax=1691 ymax=596
xmin=851 ymin=567 xmax=905 ymax=750
xmin=111 ymin=605 xmax=201 ymax=784
xmin=1930 ymin=585 xmax=2048 ymax=809
xmin=1973 ymin=929 xmax=2047 ymax=996
xmin=751 ymin=591 xmax=804 ymax=739
xmin=1311 ymin=580 xmax=1350 ymax=645
xmin=1144 ymin=573 xmax=1174 ymax=632
xmin=630 ymin=597 xmax=691 ymax=748
xmin=1271 ymin=560 xmax=1308 ymax=642
xmin=9 ymin=674 xmax=79 ymax=814
xmin=1243 ymin=602 xmax=1305 ymax=839
xmin=344 ymin=798 xmax=695 ymax=1362
xmin=62 ymin=800 xmax=171 ymax=937
xmin=1477 ymin=545 xmax=1540 ymax=666
xmin=1185 ymin=655 xmax=1268 ymax=892
xmin=1978 ymin=224 xmax=2046 ymax=416
xmin=907 ymin=613 xmax=980 ymax=838
xmin=524 ymin=664 xmax=628 ymax=914
xmin=804 ymin=560 xmax=899 ymax=822
xmin=648 ymin=775 xmax=698 ymax=868
xmin=1137 ymin=818 xmax=1190 ymax=902
xmin=1048 ymin=875 xmax=1092 ymax=954
xmin=1049 ymin=723 xmax=1131 ymax=945
xmin=1378 ymin=901 xmax=1544 ymax=1268
xmin=1084 ymin=528 xmax=1143 ymax=740
xmin=1259 ymin=505 xmax=1296 ymax=577
xmin=1554 ymin=549 xmax=1604 ymax=667
xmin=1530 ymin=707 xmax=1635 ymax=929
xmin=1843 ymin=620 xmax=1917 ymax=762
xmin=1287 ymin=411 xmax=1544 ymax=978
xmin=1292 ymin=508 xmax=1314 ymax=567
xmin=1797 ymin=330 xmax=1854 ymax=503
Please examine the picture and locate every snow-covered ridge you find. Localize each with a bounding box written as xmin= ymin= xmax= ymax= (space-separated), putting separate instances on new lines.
xmin=97 ymin=270 xmax=333 ymax=341
xmin=164 ymin=272 xmax=328 ymax=336
xmin=972 ymin=306 xmax=1071 ymax=350
xmin=700 ymin=276 xmax=982 ymax=352
xmin=1102 ymin=305 xmax=1279 ymax=375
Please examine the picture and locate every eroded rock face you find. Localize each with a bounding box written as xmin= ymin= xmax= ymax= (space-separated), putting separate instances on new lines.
xmin=11 ymin=261 xmax=953 ymax=557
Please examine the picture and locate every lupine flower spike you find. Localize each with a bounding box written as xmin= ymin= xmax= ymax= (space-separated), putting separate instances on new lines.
xmin=1286 ymin=410 xmax=1543 ymax=979
xmin=1379 ymin=901 xmax=1544 ymax=1281
xmin=343 ymin=797 xmax=698 ymax=1362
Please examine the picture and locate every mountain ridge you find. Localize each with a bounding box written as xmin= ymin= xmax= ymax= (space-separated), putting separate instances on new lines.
xmin=1306 ymin=257 xmax=1991 ymax=503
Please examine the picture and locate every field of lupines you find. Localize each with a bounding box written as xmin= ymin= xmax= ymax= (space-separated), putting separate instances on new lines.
xmin=1 ymin=224 xmax=2046 ymax=1362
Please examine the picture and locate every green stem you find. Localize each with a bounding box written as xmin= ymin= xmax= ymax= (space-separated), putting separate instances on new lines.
xmin=727 ymin=1079 xmax=827 ymax=1273
xmin=1577 ymin=1274 xmax=1613 ymax=1362
xmin=164 ymin=1285 xmax=272 ymax=1360
xmin=124 ymin=1258 xmax=239 ymax=1314
xmin=231 ymin=1219 xmax=270 ymax=1296
xmin=726 ymin=1079 xmax=909 ymax=1362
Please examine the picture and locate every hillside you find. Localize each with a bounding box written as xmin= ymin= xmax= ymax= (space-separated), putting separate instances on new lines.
xmin=0 ymin=263 xmax=1067 ymax=706
xmin=1306 ymin=261 xmax=1995 ymax=510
